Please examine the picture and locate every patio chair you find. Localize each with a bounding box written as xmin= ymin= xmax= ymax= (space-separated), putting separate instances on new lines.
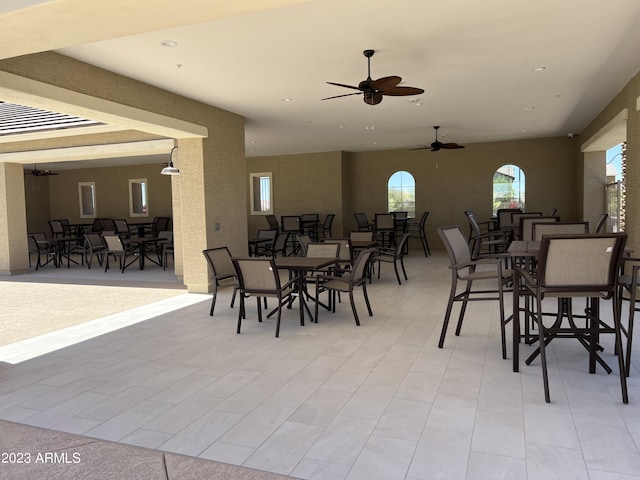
xmin=232 ymin=257 xmax=297 ymax=337
xmin=594 ymin=213 xmax=609 ymax=233
xmin=465 ymin=210 xmax=509 ymax=259
xmin=376 ymin=233 xmax=410 ymax=285
xmin=407 ymin=211 xmax=431 ymax=257
xmin=83 ymin=232 xmax=106 ymax=269
xmin=374 ymin=213 xmax=396 ymax=248
xmin=519 ymin=233 xmax=628 ymax=403
xmin=437 ymin=225 xmax=513 ymax=359
xmin=202 ymin=246 xmax=239 ymax=316
xmin=103 ymin=234 xmax=139 ymax=273
xmin=313 ymin=213 xmax=335 ymax=239
xmin=354 ymin=212 xmax=372 ymax=231
xmin=314 ymin=248 xmax=375 ymax=326
xmin=28 ymin=234 xmax=56 ymax=270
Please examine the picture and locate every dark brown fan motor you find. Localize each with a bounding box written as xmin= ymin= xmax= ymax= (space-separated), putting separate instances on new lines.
xmin=411 ymin=126 xmax=465 ymax=151
xmin=26 ymin=164 xmax=59 ymax=176
xmin=322 ymin=49 xmax=424 ymax=105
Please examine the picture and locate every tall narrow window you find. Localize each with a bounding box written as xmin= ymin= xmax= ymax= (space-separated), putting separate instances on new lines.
xmin=250 ymin=172 xmax=272 ymax=215
xmin=493 ymin=164 xmax=525 ymax=214
xmin=129 ymin=178 xmax=148 ymax=217
xmin=78 ymin=182 xmax=96 ymax=218
xmin=388 ymin=170 xmax=415 ymax=217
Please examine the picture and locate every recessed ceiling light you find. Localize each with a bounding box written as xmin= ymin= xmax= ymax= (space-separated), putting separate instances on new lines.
xmin=161 ymin=40 xmax=178 ymax=48
xmin=337 ymin=125 xmax=346 ymax=129
xmin=532 ymin=66 xmax=546 ymax=72
xmin=281 ymin=98 xmax=292 ymax=102
xmin=524 ymin=106 xmax=535 ymax=110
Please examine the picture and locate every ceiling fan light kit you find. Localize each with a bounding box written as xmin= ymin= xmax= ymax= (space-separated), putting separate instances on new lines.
xmin=322 ymin=49 xmax=424 ymax=105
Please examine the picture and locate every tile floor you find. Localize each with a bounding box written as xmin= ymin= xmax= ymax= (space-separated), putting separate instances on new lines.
xmin=1 ymin=251 xmax=640 ymax=479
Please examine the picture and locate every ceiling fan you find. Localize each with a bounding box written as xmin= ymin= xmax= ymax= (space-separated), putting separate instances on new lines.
xmin=322 ymin=49 xmax=424 ymax=106
xmin=26 ymin=164 xmax=59 ymax=176
xmin=411 ymin=126 xmax=465 ymax=151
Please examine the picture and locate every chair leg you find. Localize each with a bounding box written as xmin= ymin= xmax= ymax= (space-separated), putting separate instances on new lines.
xmin=535 ymin=295 xmax=551 ymax=403
xmin=625 ymin=286 xmax=637 ymax=378
xmin=400 ymin=257 xmax=408 ymax=281
xmin=209 ymin=282 xmax=218 ymax=316
xmin=438 ymin=274 xmax=458 ymax=349
xmin=237 ymin=295 xmax=244 ymax=334
xmin=362 ymin=283 xmax=372 ymax=317
xmin=393 ymin=260 xmax=402 ymax=285
xmin=614 ymin=290 xmax=629 ymax=403
xmin=349 ymin=291 xmax=360 ymax=326
xmin=275 ymin=301 xmax=282 ymax=337
xmin=455 ymin=281 xmax=473 ymax=336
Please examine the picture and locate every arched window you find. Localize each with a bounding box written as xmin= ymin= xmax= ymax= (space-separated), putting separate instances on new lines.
xmin=388 ymin=170 xmax=415 ymax=217
xmin=493 ymin=164 xmax=525 ymax=214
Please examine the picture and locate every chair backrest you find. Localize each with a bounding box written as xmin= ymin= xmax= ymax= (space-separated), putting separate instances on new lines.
xmin=465 ymin=210 xmax=482 ymax=238
xmin=375 ymin=213 xmax=395 ymax=230
xmin=203 ymin=246 xmax=236 ymax=280
xmin=103 ymin=234 xmax=125 ymax=252
xmin=48 ymin=219 xmax=64 ymax=237
xmin=349 ymin=231 xmax=373 ymax=241
xmin=59 ymin=219 xmax=72 ymax=235
xmin=438 ymin=225 xmax=472 ymax=266
xmin=594 ymin=213 xmax=608 ymax=233
xmin=497 ymin=208 xmax=522 ymax=228
xmin=265 ymin=214 xmax=279 ymax=230
xmin=27 ymin=234 xmax=39 ymax=253
xmin=351 ymin=248 xmax=375 ymax=282
xmin=393 ymin=211 xmax=408 ymax=220
xmin=302 ymin=213 xmax=319 ymax=222
xmin=324 ymin=238 xmax=351 ymax=263
xmin=257 ymin=229 xmax=277 ymax=241
xmin=306 ymin=242 xmax=339 ymax=258
xmin=322 ymin=214 xmax=335 ymax=228
xmin=297 ymin=234 xmax=312 ymax=255
xmin=354 ymin=212 xmax=370 ymax=229
xmin=233 ymin=257 xmax=281 ymax=295
xmin=281 ymin=215 xmax=301 ymax=233
xmin=271 ymin=232 xmax=289 ymax=255
xmin=520 ymin=216 xmax=559 ymax=241
xmin=417 ymin=211 xmax=429 ymax=227
xmin=114 ymin=219 xmax=129 ymax=235
xmin=101 ymin=218 xmax=117 ymax=232
xmin=532 ymin=222 xmax=589 ymax=241
xmin=85 ymin=232 xmax=104 ymax=249
xmin=537 ymin=234 xmax=627 ymax=294
xmin=153 ymin=217 xmax=171 ymax=232
xmin=395 ymin=233 xmax=410 ymax=255
xmin=91 ymin=218 xmax=104 ymax=232
xmin=31 ymin=232 xmax=47 ymax=241
xmin=512 ymin=212 xmax=541 ymax=237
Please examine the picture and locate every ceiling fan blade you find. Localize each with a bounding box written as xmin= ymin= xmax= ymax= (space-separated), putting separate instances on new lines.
xmin=441 ymin=143 xmax=465 ymax=149
xmin=409 ymin=146 xmax=431 ymax=151
xmin=326 ymin=81 xmax=362 ymax=91
xmin=371 ymin=75 xmax=402 ymax=91
xmin=364 ymin=91 xmax=383 ymax=105
xmin=321 ymin=92 xmax=363 ymax=101
xmin=382 ymin=86 xmax=425 ymax=96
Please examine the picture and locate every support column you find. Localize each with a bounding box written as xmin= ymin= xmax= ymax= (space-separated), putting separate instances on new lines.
xmin=0 ymin=162 xmax=29 ymax=275
xmin=582 ymin=150 xmax=606 ymax=227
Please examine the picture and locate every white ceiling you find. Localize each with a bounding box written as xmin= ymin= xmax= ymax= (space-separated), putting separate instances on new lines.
xmin=2 ymin=0 xmax=640 ymax=162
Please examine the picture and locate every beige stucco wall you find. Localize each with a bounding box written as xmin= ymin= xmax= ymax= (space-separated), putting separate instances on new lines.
xmin=0 ymin=52 xmax=247 ymax=291
xmin=248 ymin=136 xmax=579 ymax=249
xmin=246 ymin=151 xmax=344 ymax=238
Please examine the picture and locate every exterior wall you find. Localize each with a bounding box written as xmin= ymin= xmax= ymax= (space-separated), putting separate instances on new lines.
xmin=246 ymin=151 xmax=344 ymax=238
xmin=580 ymin=70 xmax=640 ymax=254
xmin=0 ymin=163 xmax=28 ymax=274
xmin=0 ymin=52 xmax=247 ymax=291
xmin=246 ymin=136 xmax=578 ymax=250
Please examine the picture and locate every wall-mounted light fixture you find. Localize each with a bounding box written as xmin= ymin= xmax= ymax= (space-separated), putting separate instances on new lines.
xmin=161 ymin=146 xmax=180 ymax=175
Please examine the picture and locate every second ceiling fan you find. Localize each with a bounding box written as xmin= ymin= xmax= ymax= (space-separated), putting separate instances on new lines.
xmin=411 ymin=126 xmax=465 ymax=152
xmin=322 ymin=49 xmax=424 ymax=106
